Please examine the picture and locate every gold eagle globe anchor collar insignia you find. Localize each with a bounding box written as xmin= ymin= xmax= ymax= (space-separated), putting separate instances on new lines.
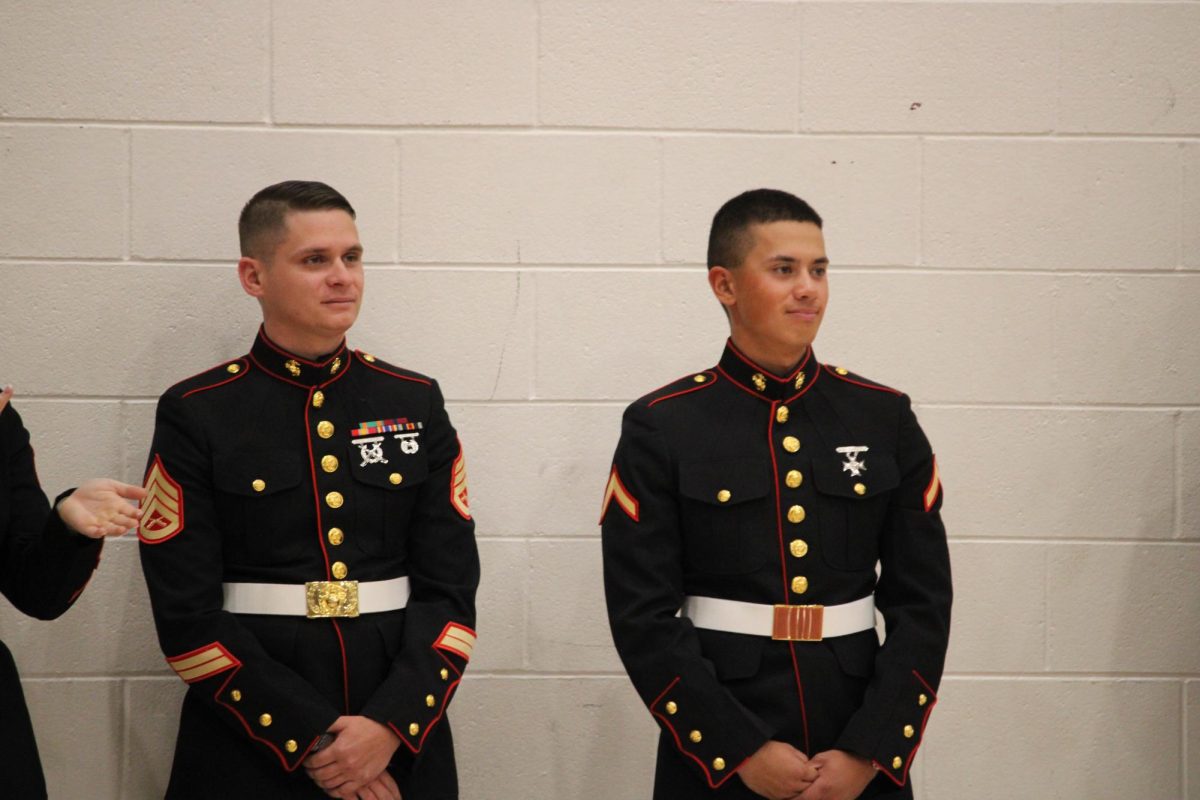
xmin=715 ymin=339 xmax=818 ymax=403
xmin=248 ymin=326 xmax=351 ymax=388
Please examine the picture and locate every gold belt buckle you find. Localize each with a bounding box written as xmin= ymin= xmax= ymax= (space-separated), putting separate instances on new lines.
xmin=772 ymin=604 xmax=824 ymax=641
xmin=306 ymin=580 xmax=360 ymax=618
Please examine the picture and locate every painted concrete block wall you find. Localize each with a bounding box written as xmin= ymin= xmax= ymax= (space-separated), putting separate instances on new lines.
xmin=0 ymin=2 xmax=1196 ymax=798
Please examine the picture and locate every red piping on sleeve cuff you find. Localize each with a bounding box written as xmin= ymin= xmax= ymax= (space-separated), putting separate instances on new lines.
xmin=875 ymin=670 xmax=939 ymax=788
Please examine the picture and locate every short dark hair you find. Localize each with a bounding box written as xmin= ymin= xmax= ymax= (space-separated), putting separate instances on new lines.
xmin=238 ymin=180 xmax=356 ymax=260
xmin=707 ymin=188 xmax=822 ymax=269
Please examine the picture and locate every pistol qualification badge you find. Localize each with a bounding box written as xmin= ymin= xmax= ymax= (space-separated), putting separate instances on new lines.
xmin=353 ymin=436 xmax=389 ymax=467
xmin=835 ymin=445 xmax=869 ymax=477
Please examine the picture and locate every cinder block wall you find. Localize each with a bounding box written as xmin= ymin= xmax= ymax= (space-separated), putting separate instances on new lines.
xmin=1 ymin=2 xmax=1197 ymax=798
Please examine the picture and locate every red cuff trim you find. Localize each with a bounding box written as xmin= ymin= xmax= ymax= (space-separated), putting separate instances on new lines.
xmin=648 ymin=677 xmax=740 ymax=789
xmin=877 ymin=671 xmax=940 ymax=788
xmin=392 ymin=649 xmax=464 ymax=755
xmin=212 ymin=666 xmax=310 ymax=772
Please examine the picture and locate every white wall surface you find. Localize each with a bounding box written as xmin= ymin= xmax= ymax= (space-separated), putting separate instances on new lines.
xmin=1 ymin=2 xmax=1197 ymax=798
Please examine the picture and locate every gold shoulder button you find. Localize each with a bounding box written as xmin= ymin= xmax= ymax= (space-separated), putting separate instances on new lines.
xmin=226 ymin=363 xmax=241 ymax=374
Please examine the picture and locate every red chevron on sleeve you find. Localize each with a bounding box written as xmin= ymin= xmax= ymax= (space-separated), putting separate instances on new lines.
xmin=600 ymin=466 xmax=640 ymax=524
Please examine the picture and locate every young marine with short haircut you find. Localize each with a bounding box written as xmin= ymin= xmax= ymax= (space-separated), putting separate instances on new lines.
xmin=602 ymin=189 xmax=952 ymax=800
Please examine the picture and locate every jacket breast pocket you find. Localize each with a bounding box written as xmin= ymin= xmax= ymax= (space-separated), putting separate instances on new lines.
xmin=213 ymin=450 xmax=305 ymax=564
xmin=811 ymin=454 xmax=899 ymax=571
xmin=347 ymin=438 xmax=429 ymax=556
xmin=678 ymin=458 xmax=772 ymax=575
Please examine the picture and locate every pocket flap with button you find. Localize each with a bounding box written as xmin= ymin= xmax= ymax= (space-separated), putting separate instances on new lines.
xmin=810 ymin=454 xmax=899 ymax=499
xmin=678 ymin=458 xmax=771 ymax=506
xmin=214 ymin=451 xmax=303 ymax=496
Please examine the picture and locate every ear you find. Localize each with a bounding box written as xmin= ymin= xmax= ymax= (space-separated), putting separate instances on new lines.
xmin=707 ymin=266 xmax=736 ymax=309
xmin=238 ymin=256 xmax=266 ymax=299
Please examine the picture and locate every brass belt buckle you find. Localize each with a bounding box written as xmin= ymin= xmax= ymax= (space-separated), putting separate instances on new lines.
xmin=772 ymin=604 xmax=824 ymax=641
xmin=306 ymin=580 xmax=360 ymax=618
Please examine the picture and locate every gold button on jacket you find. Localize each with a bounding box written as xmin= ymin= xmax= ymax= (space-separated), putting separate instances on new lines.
xmin=599 ymin=342 xmax=951 ymax=793
xmin=136 ymin=331 xmax=480 ymax=789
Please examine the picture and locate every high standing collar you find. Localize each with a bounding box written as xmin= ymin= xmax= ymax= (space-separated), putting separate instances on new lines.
xmin=716 ymin=338 xmax=820 ymax=403
xmin=249 ymin=326 xmax=351 ymax=388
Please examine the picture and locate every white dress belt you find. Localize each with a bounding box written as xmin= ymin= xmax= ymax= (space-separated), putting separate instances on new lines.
xmin=681 ymin=593 xmax=876 ymax=641
xmin=223 ymin=576 xmax=411 ymax=617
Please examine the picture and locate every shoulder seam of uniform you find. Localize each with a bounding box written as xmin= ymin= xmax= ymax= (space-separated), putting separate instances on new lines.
xmin=354 ymin=350 xmax=433 ymax=385
xmin=176 ymin=358 xmax=250 ymax=399
xmin=646 ymin=370 xmax=718 ymax=408
xmin=821 ymin=364 xmax=902 ymax=396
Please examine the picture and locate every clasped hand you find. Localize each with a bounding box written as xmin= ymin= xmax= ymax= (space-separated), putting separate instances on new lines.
xmin=740 ymin=741 xmax=876 ymax=800
xmin=304 ymin=716 xmax=403 ymax=800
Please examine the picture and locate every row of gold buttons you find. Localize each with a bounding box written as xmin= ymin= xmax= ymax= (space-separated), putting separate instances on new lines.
xmin=663 ymin=699 xmax=726 ymax=773
xmin=777 ymin=407 xmax=809 ymax=597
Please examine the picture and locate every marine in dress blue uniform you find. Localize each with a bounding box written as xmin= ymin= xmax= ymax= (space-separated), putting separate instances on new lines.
xmin=1 ymin=391 xmax=145 ymax=800
xmin=601 ymin=190 xmax=951 ymax=800
xmin=138 ymin=182 xmax=478 ymax=799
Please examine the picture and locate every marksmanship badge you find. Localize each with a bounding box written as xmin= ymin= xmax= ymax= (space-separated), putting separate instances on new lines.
xmin=835 ymin=445 xmax=869 ymax=477
xmin=353 ymin=435 xmax=389 ymax=467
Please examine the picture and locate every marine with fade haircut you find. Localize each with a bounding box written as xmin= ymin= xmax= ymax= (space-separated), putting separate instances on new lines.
xmin=601 ymin=188 xmax=951 ymax=800
xmin=238 ymin=180 xmax=357 ymax=261
xmin=139 ymin=179 xmax=479 ymax=799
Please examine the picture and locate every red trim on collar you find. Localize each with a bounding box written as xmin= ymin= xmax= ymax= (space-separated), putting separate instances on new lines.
xmin=726 ymin=339 xmax=813 ymax=384
xmin=247 ymin=350 xmax=353 ymax=390
xmin=257 ymin=328 xmax=347 ymax=368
